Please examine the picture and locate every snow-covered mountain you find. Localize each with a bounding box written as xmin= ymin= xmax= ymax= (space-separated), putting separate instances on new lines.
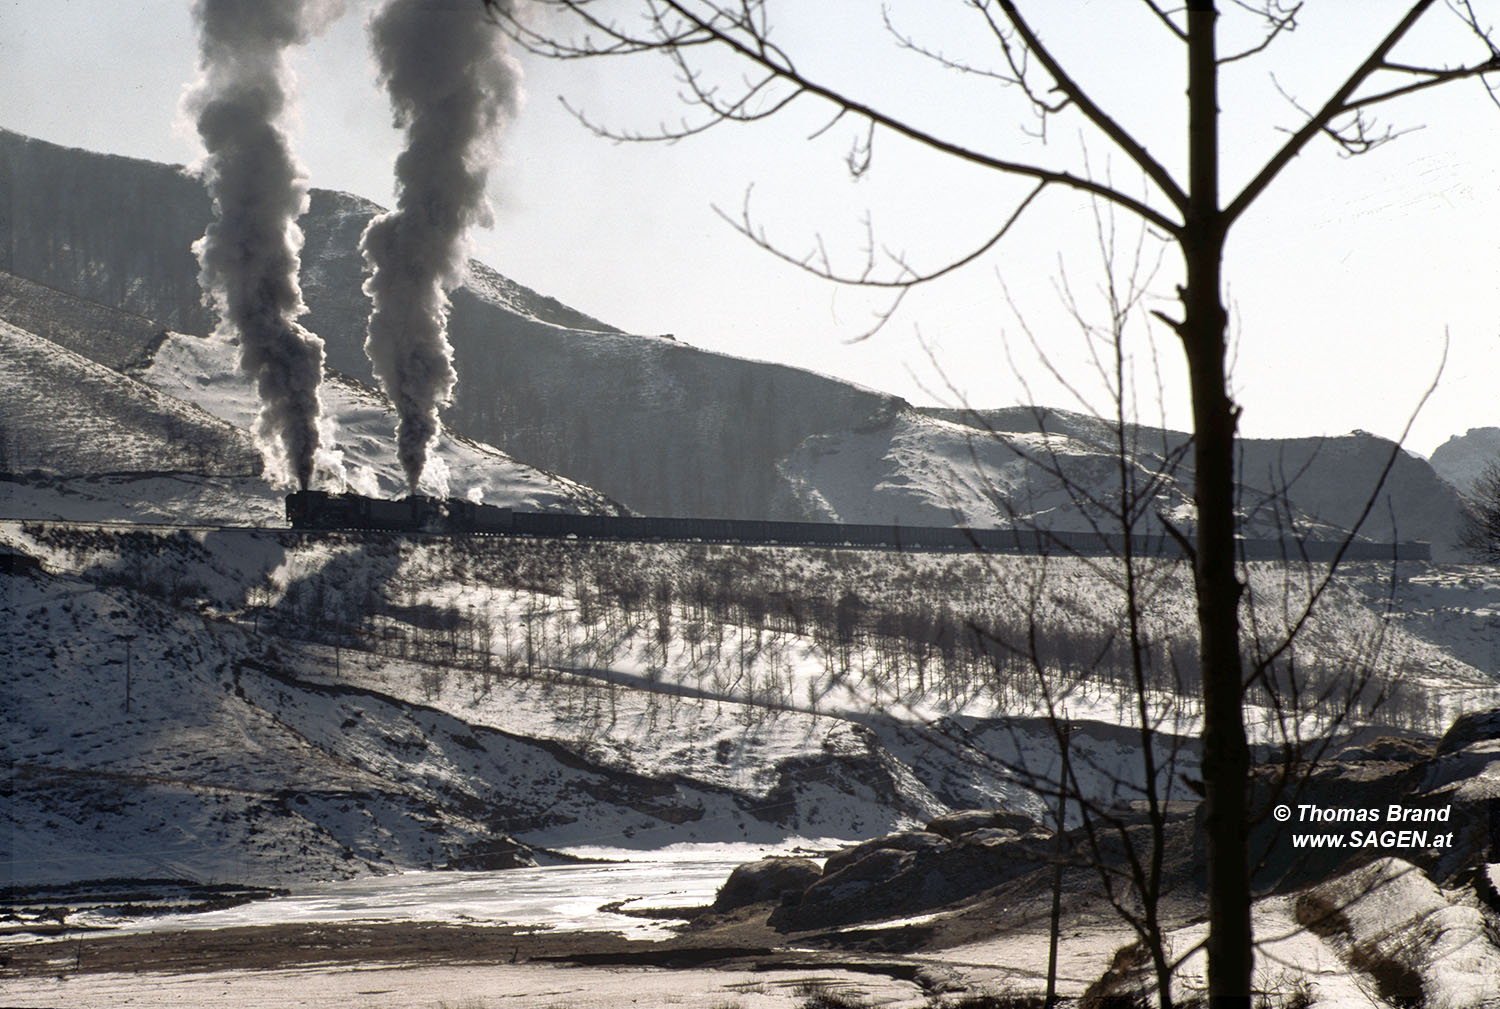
xmin=921 ymin=407 xmax=1470 ymax=549
xmin=0 ymin=250 xmax=612 ymax=523
xmin=0 ymin=126 xmax=1476 ymax=554
xmin=4 ymin=129 xmax=1500 ymax=999
xmin=142 ymin=330 xmax=614 ymax=513
xmin=0 ymin=318 xmax=259 ymax=479
xmin=1430 ymin=426 xmax=1500 ymax=497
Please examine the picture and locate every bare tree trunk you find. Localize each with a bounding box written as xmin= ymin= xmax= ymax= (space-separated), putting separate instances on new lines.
xmin=1185 ymin=5 xmax=1251 ymax=1002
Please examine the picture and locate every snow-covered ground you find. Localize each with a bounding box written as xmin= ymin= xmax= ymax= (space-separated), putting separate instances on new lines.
xmin=0 ymin=961 xmax=935 ymax=1009
xmin=5 ymin=128 xmax=1499 ymax=1006
xmin=142 ymin=330 xmax=615 ymax=510
xmin=7 ymin=518 xmax=1498 ymax=887
xmin=71 ymin=859 xmax=743 ymax=940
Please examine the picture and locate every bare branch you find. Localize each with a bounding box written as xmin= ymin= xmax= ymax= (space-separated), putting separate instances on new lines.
xmin=1344 ymin=57 xmax=1500 ymax=111
xmin=985 ymin=2 xmax=1190 ymax=213
xmin=496 ymin=1 xmax=1183 ymax=234
xmin=1217 ymin=0 xmax=1302 ymax=65
xmin=1139 ymin=0 xmax=1189 ymax=41
xmin=1268 ymin=72 xmax=1418 ymax=157
xmin=715 ymin=179 xmax=1048 ymax=292
xmin=880 ymin=5 xmax=1017 ymax=85
xmin=1227 ymin=0 xmax=1500 ymax=225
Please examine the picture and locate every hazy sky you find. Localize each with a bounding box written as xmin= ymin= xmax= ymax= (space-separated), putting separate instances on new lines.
xmin=1 ymin=1 xmax=1496 ymax=456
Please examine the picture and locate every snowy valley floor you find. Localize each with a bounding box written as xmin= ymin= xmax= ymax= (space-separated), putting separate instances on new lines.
xmin=0 ymin=883 xmax=1157 ymax=1009
xmin=0 ymin=890 xmax=1452 ymax=1009
xmin=12 ymin=857 xmax=1495 ymax=1008
xmin=5 ymin=523 xmax=1500 ymax=1006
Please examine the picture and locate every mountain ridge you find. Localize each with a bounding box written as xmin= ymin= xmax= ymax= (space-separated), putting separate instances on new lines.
xmin=0 ymin=126 xmax=1476 ymax=553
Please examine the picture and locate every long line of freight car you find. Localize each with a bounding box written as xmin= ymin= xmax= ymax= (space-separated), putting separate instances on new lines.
xmin=284 ymin=490 xmax=1430 ymax=562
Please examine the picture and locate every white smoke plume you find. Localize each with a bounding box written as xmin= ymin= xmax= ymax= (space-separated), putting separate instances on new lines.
xmin=186 ymin=0 xmax=345 ymax=491
xmin=362 ymin=0 xmax=519 ymax=495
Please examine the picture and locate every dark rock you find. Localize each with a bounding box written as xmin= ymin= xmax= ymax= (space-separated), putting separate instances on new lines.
xmin=1244 ymin=715 xmax=1500 ymax=892
xmin=790 ymin=848 xmax=917 ymax=919
xmin=823 ymin=830 xmax=948 ymax=876
xmin=773 ymin=831 xmax=1050 ymax=931
xmin=712 ymin=857 xmax=822 ymax=912
xmin=815 ymin=847 xmax=915 ymax=892
xmin=1436 ymin=709 xmax=1500 ymax=756
xmin=443 ymin=840 xmax=537 ymax=871
xmin=958 ymin=826 xmax=1024 ymax=846
xmin=925 ymin=808 xmax=1036 ymax=839
xmin=1334 ymin=735 xmax=1436 ymax=764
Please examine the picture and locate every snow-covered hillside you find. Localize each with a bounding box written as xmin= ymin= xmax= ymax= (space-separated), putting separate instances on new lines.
xmin=0 ymin=526 xmax=960 ymax=888
xmin=0 ymin=318 xmax=615 ymax=524
xmin=924 ymin=406 xmax=1469 ymax=555
xmin=0 ymin=266 xmax=617 ymax=524
xmin=0 ymin=319 xmax=259 ymax=478
xmin=1431 ymin=426 xmax=1500 ymax=496
xmin=3 ymin=125 xmax=1476 ymax=551
xmin=0 ymin=269 xmax=166 ymax=371
xmin=7 ymin=515 xmax=1497 ymax=894
xmin=142 ymin=331 xmax=615 ymax=511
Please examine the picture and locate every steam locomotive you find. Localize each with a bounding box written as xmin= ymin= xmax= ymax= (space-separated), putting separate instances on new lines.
xmin=283 ymin=489 xmax=1430 ymax=561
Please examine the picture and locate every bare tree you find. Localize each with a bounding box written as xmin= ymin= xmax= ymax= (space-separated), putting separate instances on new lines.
xmin=1461 ymin=459 xmax=1500 ymax=561
xmin=484 ymin=1 xmax=1500 ymax=1000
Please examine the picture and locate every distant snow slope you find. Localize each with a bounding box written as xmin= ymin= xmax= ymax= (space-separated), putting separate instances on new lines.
xmin=0 ymin=473 xmax=285 ymax=526
xmin=779 ymin=408 xmax=1194 ymax=530
xmin=0 ymin=319 xmax=259 ymax=477
xmin=0 ymin=319 xmax=616 ymax=524
xmin=0 ymin=126 xmax=1479 ymax=546
xmin=143 ymin=331 xmax=617 ymax=512
xmin=926 ymin=406 xmax=1469 ymax=556
xmin=0 ymin=269 xmax=165 ymax=371
xmin=1430 ymin=426 xmax=1500 ymax=496
xmin=0 ymin=258 xmax=619 ymax=522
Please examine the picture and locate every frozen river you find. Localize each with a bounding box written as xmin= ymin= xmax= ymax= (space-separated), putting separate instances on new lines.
xmin=87 ymin=858 xmax=744 ymax=939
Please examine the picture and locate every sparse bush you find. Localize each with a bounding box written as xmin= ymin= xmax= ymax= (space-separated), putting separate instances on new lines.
xmin=793 ymin=980 xmax=873 ymax=1009
xmin=942 ymin=996 xmax=1048 ymax=1009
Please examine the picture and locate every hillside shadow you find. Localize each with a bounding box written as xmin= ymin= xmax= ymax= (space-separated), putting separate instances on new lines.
xmin=256 ymin=535 xmax=408 ymax=645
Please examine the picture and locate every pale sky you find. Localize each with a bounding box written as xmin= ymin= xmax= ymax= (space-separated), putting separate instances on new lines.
xmin=1 ymin=1 xmax=1496 ymax=456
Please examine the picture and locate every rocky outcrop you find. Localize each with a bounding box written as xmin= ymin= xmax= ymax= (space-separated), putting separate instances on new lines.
xmin=442 ymin=839 xmax=537 ymax=871
xmin=925 ymin=808 xmax=1038 ymax=840
xmin=822 ymin=830 xmax=948 ymax=876
xmin=719 ymin=809 xmax=1054 ymax=931
xmin=712 ymin=857 xmax=822 ymax=912
xmin=1249 ymin=717 xmax=1500 ymax=894
xmin=771 ymin=829 xmax=1053 ymax=931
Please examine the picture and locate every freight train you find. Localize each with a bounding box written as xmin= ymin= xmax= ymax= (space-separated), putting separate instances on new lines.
xmin=284 ymin=490 xmax=1431 ymax=561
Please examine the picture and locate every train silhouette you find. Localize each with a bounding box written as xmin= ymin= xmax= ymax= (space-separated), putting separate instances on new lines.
xmin=285 ymin=490 xmax=1430 ymax=561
